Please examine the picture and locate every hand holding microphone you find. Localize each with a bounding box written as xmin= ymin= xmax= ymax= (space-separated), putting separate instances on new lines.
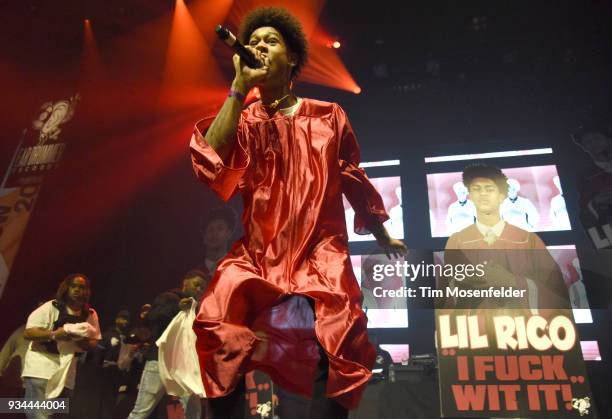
xmin=216 ymin=25 xmax=269 ymax=93
xmin=215 ymin=25 xmax=262 ymax=68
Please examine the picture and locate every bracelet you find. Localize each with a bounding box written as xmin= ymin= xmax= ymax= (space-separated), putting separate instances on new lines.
xmin=50 ymin=331 xmax=56 ymax=341
xmin=228 ymin=88 xmax=246 ymax=103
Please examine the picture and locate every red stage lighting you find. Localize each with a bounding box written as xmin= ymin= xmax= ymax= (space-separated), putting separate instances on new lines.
xmin=79 ymin=14 xmax=101 ymax=92
xmin=332 ymin=40 xmax=341 ymax=49
xmin=160 ymin=0 xmax=228 ymax=108
xmin=300 ymin=28 xmax=360 ymax=93
xmin=353 ymin=86 xmax=362 ymax=94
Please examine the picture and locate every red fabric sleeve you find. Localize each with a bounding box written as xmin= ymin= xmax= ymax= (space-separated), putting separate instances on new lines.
xmin=336 ymin=104 xmax=389 ymax=235
xmin=190 ymin=116 xmax=250 ymax=202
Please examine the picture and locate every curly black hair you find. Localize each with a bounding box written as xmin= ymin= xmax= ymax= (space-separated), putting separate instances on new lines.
xmin=55 ymin=273 xmax=91 ymax=311
xmin=462 ymin=163 xmax=509 ymax=195
xmin=239 ymin=7 xmax=308 ymax=78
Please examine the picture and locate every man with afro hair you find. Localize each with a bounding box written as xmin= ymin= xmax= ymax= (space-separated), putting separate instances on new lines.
xmin=190 ymin=7 xmax=406 ymax=418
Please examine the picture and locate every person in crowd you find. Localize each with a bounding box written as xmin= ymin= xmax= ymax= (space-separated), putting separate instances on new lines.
xmin=126 ymin=271 xmax=206 ymax=419
xmin=199 ymin=206 xmax=237 ymax=278
xmin=114 ymin=305 xmax=152 ymax=418
xmin=95 ymin=310 xmax=131 ymax=418
xmin=100 ymin=310 xmax=131 ymax=366
xmin=21 ymin=273 xmax=101 ymax=419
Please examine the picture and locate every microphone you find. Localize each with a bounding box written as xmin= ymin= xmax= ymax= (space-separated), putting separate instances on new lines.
xmin=215 ymin=25 xmax=263 ymax=69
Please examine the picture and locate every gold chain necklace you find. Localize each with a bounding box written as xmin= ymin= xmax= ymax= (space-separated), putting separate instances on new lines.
xmin=265 ymin=94 xmax=291 ymax=110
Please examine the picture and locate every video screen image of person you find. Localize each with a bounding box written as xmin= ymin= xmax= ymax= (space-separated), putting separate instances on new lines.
xmin=441 ymin=163 xmax=570 ymax=310
xmin=445 ymin=181 xmax=477 ymax=234
xmin=428 ymin=164 xmax=571 ymax=237
xmin=500 ymin=178 xmax=541 ymax=231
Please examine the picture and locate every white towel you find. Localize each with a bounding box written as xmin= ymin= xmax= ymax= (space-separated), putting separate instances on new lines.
xmin=156 ymin=299 xmax=206 ymax=398
xmin=63 ymin=322 xmax=96 ymax=338
xmin=45 ymin=322 xmax=97 ymax=398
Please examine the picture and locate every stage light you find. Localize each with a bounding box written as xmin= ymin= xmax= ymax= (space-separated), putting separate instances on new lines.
xmin=301 ymin=28 xmax=359 ymax=93
xmin=326 ymin=39 xmax=340 ymax=49
xmin=160 ymin=0 xmax=227 ymax=107
xmin=353 ymin=86 xmax=361 ymax=94
xmin=80 ymin=13 xmax=101 ymax=91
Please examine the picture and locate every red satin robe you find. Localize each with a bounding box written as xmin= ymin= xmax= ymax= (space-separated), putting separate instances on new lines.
xmin=189 ymin=98 xmax=387 ymax=409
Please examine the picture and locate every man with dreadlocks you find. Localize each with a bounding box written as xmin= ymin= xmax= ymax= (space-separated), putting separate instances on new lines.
xmin=190 ymin=7 xmax=407 ymax=418
xmin=21 ymin=274 xmax=101 ymax=418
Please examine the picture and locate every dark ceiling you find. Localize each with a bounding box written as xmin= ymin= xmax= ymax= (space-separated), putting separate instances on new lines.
xmin=1 ymin=0 xmax=611 ymax=152
xmin=2 ymin=1 xmax=610 ymax=77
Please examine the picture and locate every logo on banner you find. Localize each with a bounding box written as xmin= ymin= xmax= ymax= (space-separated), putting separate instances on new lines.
xmin=572 ymin=397 xmax=591 ymax=416
xmin=0 ymin=95 xmax=78 ymax=299
xmin=33 ymin=97 xmax=78 ymax=144
xmin=6 ymin=95 xmax=79 ymax=187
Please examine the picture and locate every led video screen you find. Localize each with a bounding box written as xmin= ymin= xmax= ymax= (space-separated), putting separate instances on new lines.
xmin=350 ymin=254 xmax=409 ymax=328
xmin=433 ymin=244 xmax=592 ymax=323
xmin=344 ymin=176 xmax=404 ymax=241
xmin=427 ymin=165 xmax=571 ymax=237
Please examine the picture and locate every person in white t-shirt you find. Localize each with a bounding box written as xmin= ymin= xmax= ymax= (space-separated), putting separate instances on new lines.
xmin=22 ymin=274 xmax=101 ymax=419
xmin=500 ymin=178 xmax=540 ymax=231
xmin=445 ymin=181 xmax=477 ymax=234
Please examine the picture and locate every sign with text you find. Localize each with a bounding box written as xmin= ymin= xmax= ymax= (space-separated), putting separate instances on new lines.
xmin=436 ymin=309 xmax=596 ymax=418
